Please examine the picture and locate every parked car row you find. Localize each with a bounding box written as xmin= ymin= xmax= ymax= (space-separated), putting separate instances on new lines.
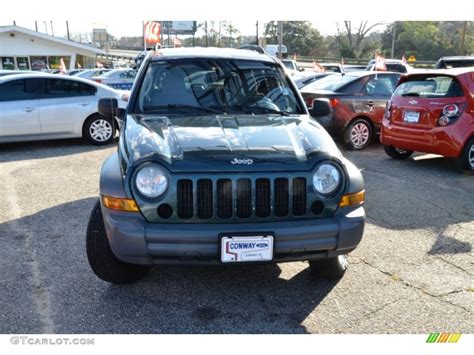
xmin=299 ymin=64 xmax=474 ymax=172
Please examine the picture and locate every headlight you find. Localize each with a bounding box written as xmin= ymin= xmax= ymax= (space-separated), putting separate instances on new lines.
xmin=135 ymin=165 xmax=168 ymax=198
xmin=313 ymin=163 xmax=341 ymax=195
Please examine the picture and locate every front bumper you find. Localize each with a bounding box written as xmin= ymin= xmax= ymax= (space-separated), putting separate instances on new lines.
xmin=101 ymin=203 xmax=365 ymax=265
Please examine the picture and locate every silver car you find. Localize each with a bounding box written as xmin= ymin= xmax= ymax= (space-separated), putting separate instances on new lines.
xmin=72 ymin=69 xmax=111 ymax=80
xmin=0 ymin=74 xmax=127 ymax=145
xmin=92 ymin=69 xmax=137 ymax=90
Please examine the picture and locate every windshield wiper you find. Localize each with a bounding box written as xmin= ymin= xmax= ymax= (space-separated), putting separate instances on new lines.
xmin=247 ymin=106 xmax=291 ymax=116
xmin=143 ymin=104 xmax=223 ymax=114
xmin=232 ymin=103 xmax=291 ymax=116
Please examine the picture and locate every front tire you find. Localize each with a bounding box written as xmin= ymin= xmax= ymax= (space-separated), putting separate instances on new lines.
xmin=383 ymin=145 xmax=414 ymax=160
xmin=344 ymin=118 xmax=372 ymax=150
xmin=86 ymin=200 xmax=150 ymax=284
xmin=309 ymin=254 xmax=348 ymax=280
xmin=84 ymin=115 xmax=115 ymax=145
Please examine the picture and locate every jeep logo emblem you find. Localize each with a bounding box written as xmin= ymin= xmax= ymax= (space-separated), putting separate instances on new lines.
xmin=408 ymin=100 xmax=418 ymax=105
xmin=231 ymin=158 xmax=253 ymax=165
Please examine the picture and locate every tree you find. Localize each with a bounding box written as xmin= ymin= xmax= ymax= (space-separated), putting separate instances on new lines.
xmin=334 ymin=21 xmax=384 ymax=58
xmin=380 ymin=22 xmax=474 ymax=61
xmin=263 ymin=21 xmax=326 ymax=56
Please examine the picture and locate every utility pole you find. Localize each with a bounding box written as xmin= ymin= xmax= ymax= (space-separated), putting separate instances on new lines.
xmin=50 ymin=21 xmax=54 ymax=36
xmin=35 ymin=21 xmax=38 ymax=32
xmin=66 ymin=21 xmax=70 ymax=40
xmin=391 ymin=21 xmax=397 ymax=59
xmin=256 ymin=21 xmax=259 ymax=45
xmin=13 ymin=20 xmax=16 ymax=26
xmin=205 ymin=21 xmax=209 ymax=47
xmin=460 ymin=21 xmax=468 ymax=55
xmin=277 ymin=21 xmax=283 ymax=59
xmin=167 ymin=21 xmax=171 ymax=47
xmin=43 ymin=21 xmax=48 ymax=35
xmin=160 ymin=21 xmax=164 ymax=47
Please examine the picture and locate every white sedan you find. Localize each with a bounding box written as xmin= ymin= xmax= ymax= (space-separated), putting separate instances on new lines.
xmin=0 ymin=73 xmax=127 ymax=145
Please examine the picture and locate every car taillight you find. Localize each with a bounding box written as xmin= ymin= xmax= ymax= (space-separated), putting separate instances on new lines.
xmin=442 ymin=104 xmax=459 ymax=117
xmin=329 ymin=98 xmax=339 ymax=107
xmin=94 ymin=79 xmax=102 ymax=83
xmin=438 ymin=103 xmax=464 ymax=126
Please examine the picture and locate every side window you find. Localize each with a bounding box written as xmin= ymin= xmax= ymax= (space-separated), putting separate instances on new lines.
xmin=0 ymin=79 xmax=41 ymax=102
xmin=120 ymin=71 xmax=136 ymax=79
xmin=45 ymin=79 xmax=96 ymax=98
xmin=364 ymin=76 xmax=396 ymax=96
xmin=340 ymin=78 xmax=366 ymax=94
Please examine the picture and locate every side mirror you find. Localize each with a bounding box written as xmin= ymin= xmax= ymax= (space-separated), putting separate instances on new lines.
xmin=308 ymin=98 xmax=331 ymax=117
xmin=98 ymin=98 xmax=118 ymax=118
xmin=298 ymin=67 xmax=305 ymax=72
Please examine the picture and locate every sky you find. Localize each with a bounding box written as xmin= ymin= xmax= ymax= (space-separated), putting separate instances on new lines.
xmin=5 ymin=20 xmax=376 ymax=39
xmin=1 ymin=0 xmax=471 ymax=39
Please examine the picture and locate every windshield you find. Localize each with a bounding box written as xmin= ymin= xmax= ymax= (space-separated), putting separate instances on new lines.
xmin=303 ymin=74 xmax=358 ymax=92
xmin=394 ymin=75 xmax=465 ymax=98
xmin=133 ymin=59 xmax=304 ymax=116
xmin=442 ymin=60 xmax=474 ymax=69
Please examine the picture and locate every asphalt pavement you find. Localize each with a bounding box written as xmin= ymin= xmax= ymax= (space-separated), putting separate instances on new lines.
xmin=0 ymin=139 xmax=472 ymax=333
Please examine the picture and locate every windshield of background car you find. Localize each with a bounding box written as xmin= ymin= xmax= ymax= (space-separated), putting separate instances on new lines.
xmin=303 ymin=74 xmax=358 ymax=92
xmin=386 ymin=64 xmax=407 ymax=73
xmin=442 ymin=60 xmax=474 ymax=69
xmin=393 ymin=75 xmax=465 ymax=98
xmin=133 ymin=58 xmax=305 ymax=115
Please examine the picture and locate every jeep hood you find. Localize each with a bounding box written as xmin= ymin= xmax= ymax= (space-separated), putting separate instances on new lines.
xmin=122 ymin=114 xmax=342 ymax=172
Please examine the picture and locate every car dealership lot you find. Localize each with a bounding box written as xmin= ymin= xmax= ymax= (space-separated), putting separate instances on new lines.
xmin=0 ymin=140 xmax=472 ymax=333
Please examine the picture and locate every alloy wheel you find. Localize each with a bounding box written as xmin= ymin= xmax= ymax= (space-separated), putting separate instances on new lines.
xmin=469 ymin=144 xmax=474 ymax=169
xmin=350 ymin=122 xmax=370 ymax=148
xmin=89 ymin=119 xmax=113 ymax=142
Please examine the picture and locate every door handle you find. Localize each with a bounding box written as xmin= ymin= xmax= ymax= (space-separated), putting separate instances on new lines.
xmin=23 ymin=107 xmax=35 ymax=112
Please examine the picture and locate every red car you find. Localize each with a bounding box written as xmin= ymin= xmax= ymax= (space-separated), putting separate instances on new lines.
xmin=302 ymin=72 xmax=401 ymax=150
xmin=381 ymin=69 xmax=474 ymax=172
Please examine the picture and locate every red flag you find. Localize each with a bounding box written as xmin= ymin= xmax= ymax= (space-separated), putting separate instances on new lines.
xmin=313 ymin=61 xmax=325 ymax=73
xmin=375 ymin=53 xmax=387 ymax=71
xmin=401 ymin=55 xmax=407 ymax=64
xmin=144 ymin=21 xmax=161 ymax=45
xmin=59 ymin=57 xmax=67 ymax=74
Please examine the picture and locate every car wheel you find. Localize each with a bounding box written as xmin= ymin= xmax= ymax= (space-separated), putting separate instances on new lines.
xmin=309 ymin=254 xmax=348 ymax=280
xmin=383 ymin=145 xmax=414 ymax=160
xmin=344 ymin=118 xmax=372 ymax=150
xmin=84 ymin=115 xmax=115 ymax=145
xmin=456 ymin=138 xmax=474 ymax=173
xmin=86 ymin=200 xmax=151 ymax=284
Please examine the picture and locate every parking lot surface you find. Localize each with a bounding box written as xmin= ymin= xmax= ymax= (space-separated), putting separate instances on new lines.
xmin=0 ymin=139 xmax=472 ymax=333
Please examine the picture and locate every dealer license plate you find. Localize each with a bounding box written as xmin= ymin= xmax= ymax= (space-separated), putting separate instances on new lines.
xmin=403 ymin=110 xmax=420 ymax=123
xmin=221 ymin=235 xmax=274 ymax=263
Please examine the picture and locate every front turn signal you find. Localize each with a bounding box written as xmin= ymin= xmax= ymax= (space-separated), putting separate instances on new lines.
xmin=339 ymin=190 xmax=365 ymax=207
xmin=102 ymin=195 xmax=139 ymax=212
